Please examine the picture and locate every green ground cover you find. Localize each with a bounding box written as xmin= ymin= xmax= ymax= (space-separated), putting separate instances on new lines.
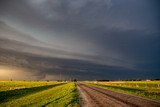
xmin=0 ymin=83 xmax=64 ymax=103
xmin=0 ymin=81 xmax=59 ymax=92
xmin=86 ymin=81 xmax=160 ymax=101
xmin=0 ymin=82 xmax=80 ymax=107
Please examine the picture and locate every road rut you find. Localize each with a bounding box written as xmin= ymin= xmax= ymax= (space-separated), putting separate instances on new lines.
xmin=77 ymin=83 xmax=160 ymax=107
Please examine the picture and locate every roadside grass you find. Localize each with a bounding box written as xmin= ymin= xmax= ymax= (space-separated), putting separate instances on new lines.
xmin=86 ymin=81 xmax=160 ymax=101
xmin=0 ymin=82 xmax=80 ymax=107
xmin=97 ymin=81 xmax=160 ymax=88
xmin=0 ymin=83 xmax=64 ymax=103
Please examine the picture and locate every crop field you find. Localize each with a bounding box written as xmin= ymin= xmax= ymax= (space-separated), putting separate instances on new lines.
xmin=0 ymin=81 xmax=59 ymax=92
xmin=86 ymin=80 xmax=160 ymax=101
xmin=0 ymin=81 xmax=80 ymax=107
xmin=1 ymin=80 xmax=160 ymax=107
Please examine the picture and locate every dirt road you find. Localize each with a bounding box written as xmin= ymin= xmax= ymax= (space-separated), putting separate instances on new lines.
xmin=77 ymin=83 xmax=160 ymax=107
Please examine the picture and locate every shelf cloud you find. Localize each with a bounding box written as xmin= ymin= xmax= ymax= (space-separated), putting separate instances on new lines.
xmin=0 ymin=0 xmax=159 ymax=80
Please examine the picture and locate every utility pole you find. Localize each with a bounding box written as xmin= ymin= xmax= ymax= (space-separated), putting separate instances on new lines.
xmin=59 ymin=71 xmax=62 ymax=81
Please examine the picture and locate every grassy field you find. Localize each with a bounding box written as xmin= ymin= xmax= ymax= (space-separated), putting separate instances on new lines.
xmin=0 ymin=81 xmax=59 ymax=92
xmin=1 ymin=80 xmax=159 ymax=106
xmin=0 ymin=81 xmax=80 ymax=107
xmin=85 ymin=80 xmax=160 ymax=101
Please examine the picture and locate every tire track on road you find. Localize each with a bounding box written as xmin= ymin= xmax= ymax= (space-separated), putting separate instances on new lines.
xmin=77 ymin=83 xmax=160 ymax=107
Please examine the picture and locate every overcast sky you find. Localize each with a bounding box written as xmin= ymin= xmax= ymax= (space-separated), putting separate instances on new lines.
xmin=0 ymin=0 xmax=160 ymax=80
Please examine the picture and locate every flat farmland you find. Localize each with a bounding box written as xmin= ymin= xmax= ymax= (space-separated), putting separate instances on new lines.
xmin=0 ymin=81 xmax=80 ymax=107
xmin=77 ymin=82 xmax=160 ymax=107
xmin=1 ymin=81 xmax=160 ymax=107
xmin=85 ymin=80 xmax=160 ymax=100
xmin=0 ymin=81 xmax=59 ymax=92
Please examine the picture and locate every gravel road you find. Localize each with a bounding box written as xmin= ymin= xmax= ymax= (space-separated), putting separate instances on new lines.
xmin=77 ymin=83 xmax=160 ymax=107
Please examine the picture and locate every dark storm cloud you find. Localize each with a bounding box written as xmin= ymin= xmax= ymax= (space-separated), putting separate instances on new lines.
xmin=0 ymin=0 xmax=160 ymax=80
xmin=0 ymin=22 xmax=131 ymax=68
xmin=1 ymin=47 xmax=159 ymax=80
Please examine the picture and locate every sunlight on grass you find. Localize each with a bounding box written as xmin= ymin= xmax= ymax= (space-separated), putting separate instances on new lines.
xmin=86 ymin=81 xmax=160 ymax=101
xmin=0 ymin=82 xmax=80 ymax=107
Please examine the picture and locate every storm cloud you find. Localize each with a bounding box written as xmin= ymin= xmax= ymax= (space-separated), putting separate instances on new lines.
xmin=0 ymin=0 xmax=159 ymax=80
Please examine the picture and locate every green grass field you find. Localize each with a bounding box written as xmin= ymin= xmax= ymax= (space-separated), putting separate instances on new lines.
xmin=0 ymin=81 xmax=80 ymax=107
xmin=1 ymin=80 xmax=160 ymax=107
xmin=0 ymin=81 xmax=59 ymax=92
xmin=86 ymin=80 xmax=160 ymax=101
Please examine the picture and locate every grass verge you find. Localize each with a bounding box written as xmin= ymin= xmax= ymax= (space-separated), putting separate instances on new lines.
xmin=1 ymin=82 xmax=80 ymax=107
xmin=86 ymin=82 xmax=160 ymax=101
xmin=0 ymin=83 xmax=64 ymax=103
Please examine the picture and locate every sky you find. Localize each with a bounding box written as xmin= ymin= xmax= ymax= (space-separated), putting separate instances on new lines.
xmin=0 ymin=0 xmax=160 ymax=80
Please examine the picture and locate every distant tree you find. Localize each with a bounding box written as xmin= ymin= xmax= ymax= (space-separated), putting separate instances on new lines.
xmin=74 ymin=79 xmax=77 ymax=82
xmin=153 ymin=79 xmax=160 ymax=81
xmin=96 ymin=80 xmax=110 ymax=82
